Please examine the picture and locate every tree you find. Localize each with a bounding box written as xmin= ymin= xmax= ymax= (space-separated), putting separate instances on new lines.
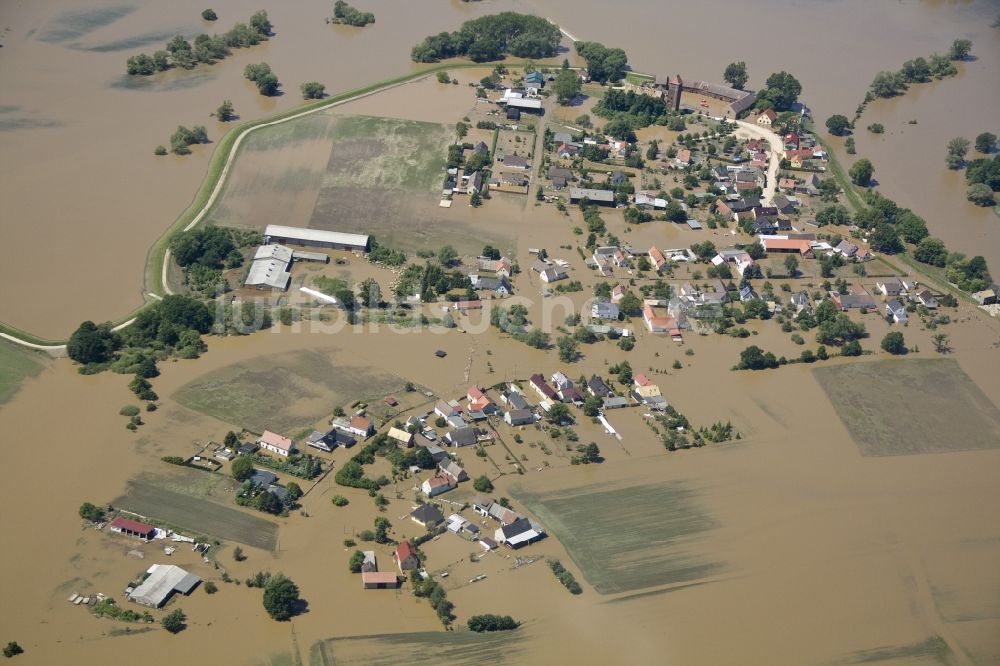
xmin=154 ymin=145 xmax=167 ymax=155
xmin=67 ymin=321 xmax=119 ymax=364
xmin=469 ymin=190 xmax=482 ymax=207
xmin=202 ymin=8 xmax=217 ymax=20
xmin=849 ymin=158 xmax=874 ymax=186
xmin=966 ymin=183 xmax=995 ymax=207
xmin=816 ymin=204 xmax=851 ymax=227
xmin=556 ymin=335 xmax=578 ymax=363
xmin=577 ymin=442 xmax=601 ymax=464
xmin=945 ymin=137 xmax=970 ymax=169
xmin=374 ymin=516 xmax=391 ymax=544
xmin=285 ymin=482 xmax=303 ymax=503
xmin=348 ymin=550 xmax=365 ymax=573
xmin=870 ymin=70 xmax=907 ymax=98
xmin=582 ymin=394 xmax=602 ymax=417
xmin=161 ymin=609 xmax=186 ymax=634
xmin=869 ymin=224 xmax=903 ymax=253
xmin=932 ymin=333 xmax=950 ymax=353
xmin=618 ymin=292 xmax=642 ymax=317
xmin=784 ymin=255 xmax=799 ymax=277
xmin=473 ymin=475 xmax=494 ymax=493
xmin=574 ymin=41 xmax=627 ymax=83
xmin=738 ymin=345 xmax=778 ymax=370
xmin=3 ymin=643 xmax=23 ymax=658
xmin=895 ymin=210 xmax=929 ymax=244
xmin=723 ymin=61 xmax=748 ymax=90
xmin=553 ymin=67 xmax=581 ymax=104
xmin=262 ymin=574 xmax=300 ymax=621
xmin=231 ymin=456 xmax=253 ymax=482
xmin=438 ymin=245 xmax=458 ymax=266
xmin=244 ymin=62 xmax=279 ymax=95
xmin=300 ymin=81 xmax=326 ymax=99
xmin=825 ymin=114 xmax=850 ymax=136
xmin=481 ymin=245 xmax=501 ymax=260
xmin=468 ymin=614 xmax=519 ymax=632
xmin=547 ymin=402 xmax=571 ymax=425
xmin=914 ymin=237 xmax=949 ymax=266
xmin=948 ymin=38 xmax=972 ymax=60
xmin=249 ymin=9 xmax=272 ymax=36
xmin=881 ymin=331 xmax=906 ymax=355
xmin=233 ymin=546 xmax=246 ymax=561
xmin=974 ymin=132 xmax=997 ymax=154
xmin=359 ymin=277 xmax=382 ymax=307
xmin=761 ymin=71 xmax=802 ymax=110
xmin=79 ymin=502 xmax=104 ymax=522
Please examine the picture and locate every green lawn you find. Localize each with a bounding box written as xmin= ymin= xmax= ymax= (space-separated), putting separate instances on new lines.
xmin=814 ymin=359 xmax=1000 ymax=456
xmin=0 ymin=340 xmax=43 ymax=405
xmin=515 ymin=481 xmax=722 ymax=594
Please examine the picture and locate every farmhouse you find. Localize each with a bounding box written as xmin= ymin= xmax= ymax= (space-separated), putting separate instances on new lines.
xmin=762 ymin=238 xmax=813 ymax=256
xmin=528 ymin=374 xmax=558 ymax=400
xmin=128 ymin=564 xmax=200 ymax=608
xmin=109 ymin=517 xmax=155 ymax=540
xmin=361 ymin=551 xmax=377 ymax=573
xmin=386 ymin=427 xmax=413 ymax=447
xmin=410 ymin=503 xmax=445 ymax=527
xmin=306 ymin=428 xmax=355 ymax=452
xmin=886 ymin=299 xmax=908 ymax=324
xmin=756 ymin=109 xmax=777 ymax=126
xmin=439 ymin=460 xmax=468 ymax=483
xmin=421 ymin=474 xmax=456 ymax=497
xmin=257 ymin=430 xmax=295 ymax=458
xmin=264 ymin=224 xmax=370 ymax=252
xmin=495 ymin=517 xmax=545 ymax=549
xmin=569 ymin=188 xmax=616 ymax=206
xmin=444 ymin=427 xmax=478 ymax=447
xmin=505 ymin=408 xmax=534 ymax=426
xmin=394 ymin=542 xmax=420 ymax=571
xmin=362 ymin=572 xmax=399 ymax=589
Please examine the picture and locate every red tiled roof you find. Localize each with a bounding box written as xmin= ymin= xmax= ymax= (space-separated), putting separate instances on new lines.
xmin=110 ymin=518 xmax=155 ymax=535
xmin=259 ymin=430 xmax=294 ymax=452
xmin=396 ymin=542 xmax=417 ymax=561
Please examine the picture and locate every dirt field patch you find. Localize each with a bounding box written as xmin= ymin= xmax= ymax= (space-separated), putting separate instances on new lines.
xmin=173 ymin=349 xmax=413 ymax=433
xmin=310 ymin=630 xmax=525 ymax=666
xmin=0 ymin=340 xmax=43 ymax=405
xmin=813 ymin=359 xmax=1000 ymax=456
xmin=515 ymin=481 xmax=722 ymax=595
xmin=114 ymin=478 xmax=278 ymax=550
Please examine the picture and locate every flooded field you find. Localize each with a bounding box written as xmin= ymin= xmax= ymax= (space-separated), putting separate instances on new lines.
xmin=0 ymin=340 xmax=44 ymax=405
xmin=815 ymin=358 xmax=1000 ymax=457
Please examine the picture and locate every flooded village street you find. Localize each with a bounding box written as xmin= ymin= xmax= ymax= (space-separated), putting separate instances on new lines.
xmin=1 ymin=1 xmax=999 ymax=665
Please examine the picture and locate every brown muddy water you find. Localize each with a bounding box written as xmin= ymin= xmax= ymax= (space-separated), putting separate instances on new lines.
xmin=1 ymin=0 xmax=997 ymax=336
xmin=2 ymin=1 xmax=1000 ymax=665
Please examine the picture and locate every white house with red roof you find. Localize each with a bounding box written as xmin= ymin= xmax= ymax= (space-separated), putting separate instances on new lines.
xmin=394 ymin=542 xmax=420 ymax=571
xmin=257 ymin=430 xmax=296 ymax=458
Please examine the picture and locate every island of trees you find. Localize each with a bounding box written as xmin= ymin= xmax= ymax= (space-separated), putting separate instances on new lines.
xmin=411 ymin=12 xmax=561 ymax=63
xmin=329 ymin=1 xmax=374 ymax=27
xmin=126 ymin=10 xmax=272 ymax=75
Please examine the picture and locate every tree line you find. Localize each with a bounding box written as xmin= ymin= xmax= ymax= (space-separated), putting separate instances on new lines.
xmin=329 ymin=1 xmax=375 ymax=27
xmin=126 ymin=10 xmax=272 ymax=75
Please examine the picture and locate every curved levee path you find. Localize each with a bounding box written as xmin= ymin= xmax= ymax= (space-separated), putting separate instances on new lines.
xmin=0 ymin=62 xmax=508 ymax=352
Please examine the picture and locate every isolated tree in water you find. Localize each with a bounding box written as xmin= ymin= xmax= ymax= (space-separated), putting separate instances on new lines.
xmin=262 ymin=574 xmax=300 ymax=621
xmin=723 ymin=61 xmax=748 ymax=90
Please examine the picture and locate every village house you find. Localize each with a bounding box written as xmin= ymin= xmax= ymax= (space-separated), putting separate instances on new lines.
xmin=434 ymin=400 xmax=462 ymax=420
xmin=410 ymin=503 xmax=445 ymax=528
xmin=830 ymin=288 xmax=876 ymax=311
xmin=762 ymin=238 xmax=813 ymax=257
xmin=257 ymin=430 xmax=296 ymax=458
xmin=876 ymin=278 xmax=903 ymax=297
xmin=611 ymin=284 xmax=627 ymax=303
xmin=467 ymin=386 xmax=497 ymax=414
xmin=569 ymin=187 xmax=616 ymax=206
xmin=421 ymin=473 xmax=456 ymax=497
xmin=914 ymin=289 xmax=938 ymax=309
xmin=602 ymin=396 xmax=630 ymax=410
xmin=444 ymin=426 xmax=479 ymax=447
xmin=648 ymin=246 xmax=668 ymax=272
xmin=973 ymin=287 xmax=998 ymax=305
xmin=790 ymin=292 xmax=812 ymax=314
xmin=591 ymin=300 xmax=620 ymax=320
xmin=778 ymin=177 xmax=798 ymax=192
xmin=387 ymin=426 xmax=413 ymax=448
xmin=504 ymin=408 xmax=535 ymax=426
xmin=548 ymin=166 xmax=576 ymax=189
xmin=587 ymin=375 xmax=612 ymax=398
xmin=439 ymin=460 xmax=468 ymax=483
xmin=306 ymin=428 xmax=356 ymax=452
xmin=495 ymin=517 xmax=545 ymax=549
xmin=453 ymin=300 xmax=483 ymax=312
xmin=334 ymin=415 xmax=374 ymax=439
xmin=756 ymin=109 xmax=777 ymax=127
xmin=885 ymin=299 xmax=908 ymax=324
xmin=501 ymin=390 xmax=531 ymax=410
xmin=394 ymin=542 xmax=420 ymax=572
xmin=643 ymin=303 xmax=681 ymax=338
xmin=532 ymin=259 xmax=568 ymax=283
xmin=473 ymin=496 xmax=521 ymax=525
xmin=529 ymin=374 xmax=558 ymax=401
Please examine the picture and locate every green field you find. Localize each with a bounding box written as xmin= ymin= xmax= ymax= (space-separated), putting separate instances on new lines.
xmin=841 ymin=635 xmax=951 ymax=665
xmin=173 ymin=349 xmax=411 ymax=433
xmin=114 ymin=477 xmax=278 ymax=550
xmin=813 ymin=359 xmax=1000 ymax=456
xmin=0 ymin=340 xmax=43 ymax=405
xmin=310 ymin=630 xmax=525 ymax=666
xmin=515 ymin=481 xmax=722 ymax=595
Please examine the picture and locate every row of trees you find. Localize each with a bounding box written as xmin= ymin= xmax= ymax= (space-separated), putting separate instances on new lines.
xmin=126 ymin=11 xmax=272 ymax=75
xmin=411 ymin=12 xmax=561 ymax=63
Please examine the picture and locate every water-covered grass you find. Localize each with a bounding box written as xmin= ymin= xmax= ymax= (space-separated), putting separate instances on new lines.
xmin=0 ymin=340 xmax=43 ymax=405
xmin=814 ymin=359 xmax=1000 ymax=456
xmin=310 ymin=630 xmax=525 ymax=666
xmin=516 ymin=481 xmax=723 ymax=594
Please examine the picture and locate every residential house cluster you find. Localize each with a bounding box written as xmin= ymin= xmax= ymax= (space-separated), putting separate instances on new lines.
xmin=472 ymin=496 xmax=545 ymax=549
xmin=469 ymin=255 xmax=514 ymax=296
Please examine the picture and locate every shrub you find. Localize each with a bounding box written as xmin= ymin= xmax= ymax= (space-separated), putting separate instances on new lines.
xmin=161 ymin=608 xmax=186 ymax=633
xmin=473 ymin=475 xmax=494 ymax=493
xmin=468 ymin=614 xmax=519 ymax=632
xmin=201 ymin=8 xmax=217 ymax=21
xmin=119 ymin=405 xmax=140 ymax=417
xmin=233 ymin=546 xmax=246 ymax=561
xmin=331 ymin=495 xmax=349 ymax=507
xmin=204 ymin=581 xmax=218 ymax=594
xmin=154 ymin=145 xmax=167 ymax=155
xmin=79 ymin=502 xmax=104 ymax=522
xmin=3 ymin=642 xmax=24 ymax=658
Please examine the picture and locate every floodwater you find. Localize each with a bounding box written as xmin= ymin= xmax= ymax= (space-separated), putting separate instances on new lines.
xmin=2 ymin=0 xmax=998 ymax=336
xmin=2 ymin=1 xmax=1000 ymax=664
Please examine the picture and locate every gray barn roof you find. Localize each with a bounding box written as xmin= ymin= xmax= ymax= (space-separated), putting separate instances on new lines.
xmin=129 ymin=564 xmax=200 ymax=608
xmin=264 ymin=224 xmax=370 ymax=250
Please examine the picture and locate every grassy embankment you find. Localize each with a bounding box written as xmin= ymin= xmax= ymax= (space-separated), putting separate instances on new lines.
xmin=0 ymin=340 xmax=44 ymax=404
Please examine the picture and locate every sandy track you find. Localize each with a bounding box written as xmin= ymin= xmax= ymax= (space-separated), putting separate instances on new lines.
xmin=733 ymin=119 xmax=784 ymax=205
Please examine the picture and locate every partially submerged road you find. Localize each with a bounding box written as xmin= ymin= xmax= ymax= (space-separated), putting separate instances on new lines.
xmin=733 ymin=119 xmax=783 ymax=206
